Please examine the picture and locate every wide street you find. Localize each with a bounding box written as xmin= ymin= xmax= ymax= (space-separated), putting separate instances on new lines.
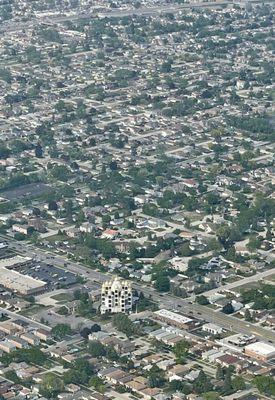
xmin=2 ymin=234 xmax=275 ymax=343
xmin=1 ymin=0 xmax=272 ymax=35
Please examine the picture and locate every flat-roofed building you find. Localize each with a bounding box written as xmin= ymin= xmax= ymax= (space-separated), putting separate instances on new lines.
xmin=20 ymin=332 xmax=40 ymax=346
xmin=0 ymin=255 xmax=31 ymax=269
xmin=11 ymin=319 xmax=29 ymax=331
xmin=34 ymin=328 xmax=51 ymax=341
xmin=0 ymin=340 xmax=16 ymax=353
xmin=153 ymin=309 xmax=196 ymax=330
xmin=202 ymin=323 xmax=223 ymax=335
xmin=8 ymin=336 xmax=29 ymax=349
xmin=245 ymin=342 xmax=275 ymax=361
xmin=0 ymin=322 xmax=19 ymax=335
xmin=0 ymin=267 xmax=46 ymax=295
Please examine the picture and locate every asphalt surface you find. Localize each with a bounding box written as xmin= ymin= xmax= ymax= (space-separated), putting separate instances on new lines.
xmin=0 ymin=307 xmax=51 ymax=331
xmin=2 ymin=234 xmax=275 ymax=343
xmin=1 ymin=0 xmax=271 ymax=35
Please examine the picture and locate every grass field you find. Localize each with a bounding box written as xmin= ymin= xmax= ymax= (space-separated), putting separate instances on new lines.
xmin=233 ymin=281 xmax=261 ymax=294
xmin=264 ymin=273 xmax=275 ymax=282
xmin=46 ymin=234 xmax=68 ymax=243
xmin=20 ymin=304 xmax=48 ymax=317
xmin=51 ymin=292 xmax=74 ymax=302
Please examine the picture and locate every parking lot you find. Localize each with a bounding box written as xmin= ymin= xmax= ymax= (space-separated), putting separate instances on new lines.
xmin=2 ymin=182 xmax=52 ymax=201
xmin=15 ymin=262 xmax=78 ymax=289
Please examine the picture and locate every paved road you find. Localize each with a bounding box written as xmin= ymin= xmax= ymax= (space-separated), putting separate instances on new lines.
xmin=1 ymin=0 xmax=271 ymax=35
xmin=0 ymin=307 xmax=51 ymax=331
xmin=0 ymin=2 xmax=228 ymax=34
xmin=2 ymin=235 xmax=275 ymax=342
xmin=188 ymin=267 xmax=275 ymax=299
xmin=46 ymin=1 xmax=236 ymax=23
xmin=140 ymin=287 xmax=275 ymax=343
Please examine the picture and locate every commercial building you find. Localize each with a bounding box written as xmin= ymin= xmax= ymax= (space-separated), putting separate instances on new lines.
xmin=0 ymin=255 xmax=32 ymax=269
xmin=101 ymin=276 xmax=132 ymax=314
xmin=0 ymin=267 xmax=47 ymax=295
xmin=153 ymin=309 xmax=197 ymax=330
xmin=245 ymin=342 xmax=275 ymax=361
xmin=202 ymin=323 xmax=223 ymax=335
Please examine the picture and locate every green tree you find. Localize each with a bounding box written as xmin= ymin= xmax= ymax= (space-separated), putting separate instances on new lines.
xmin=0 ymin=146 xmax=10 ymax=159
xmin=64 ymin=358 xmax=93 ymax=385
xmin=193 ymin=370 xmax=213 ymax=394
xmin=217 ymin=224 xmax=242 ymax=248
xmin=244 ymin=308 xmax=254 ymax=322
xmin=40 ymin=373 xmax=64 ymax=398
xmin=232 ymin=376 xmax=245 ymax=392
xmin=207 ymin=238 xmax=222 ymax=252
xmin=77 ymin=210 xmax=85 ymax=224
xmin=173 ymin=340 xmax=190 ymax=362
xmin=246 ymin=235 xmax=261 ymax=252
xmin=112 ymin=313 xmax=137 ymax=336
xmin=105 ymin=345 xmax=119 ymax=361
xmin=154 ymin=273 xmax=170 ymax=292
xmin=216 ymin=365 xmax=224 ymax=380
xmin=99 ymin=240 xmax=116 ymax=259
xmin=89 ymin=376 xmax=106 ymax=393
xmin=50 ymin=165 xmax=71 ymax=182
xmin=253 ymin=375 xmax=275 ymax=396
xmin=58 ymin=306 xmax=69 ymax=315
xmin=222 ymin=303 xmax=234 ymax=314
xmin=0 ymin=68 xmax=12 ymax=83
xmin=88 ymin=341 xmax=106 ymax=358
xmin=147 ymin=365 xmax=166 ymax=388
xmin=5 ymin=370 xmax=21 ymax=384
xmin=1 ymin=347 xmax=47 ymax=366
xmin=196 ymin=295 xmax=209 ymax=305
xmin=222 ymin=368 xmax=233 ymax=395
xmin=179 ymin=242 xmax=193 ymax=256
xmin=52 ymin=323 xmax=72 ymax=340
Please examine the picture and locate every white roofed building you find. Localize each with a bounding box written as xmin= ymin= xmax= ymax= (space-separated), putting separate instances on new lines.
xmin=245 ymin=342 xmax=275 ymax=361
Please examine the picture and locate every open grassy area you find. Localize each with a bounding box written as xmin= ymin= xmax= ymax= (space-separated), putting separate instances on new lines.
xmin=222 ymin=276 xmax=241 ymax=284
xmin=206 ymin=303 xmax=219 ymax=310
xmin=20 ymin=304 xmax=49 ymax=317
xmin=45 ymin=234 xmax=68 ymax=243
xmin=233 ymin=281 xmax=261 ymax=294
xmin=265 ymin=273 xmax=275 ymax=282
xmin=51 ymin=292 xmax=74 ymax=302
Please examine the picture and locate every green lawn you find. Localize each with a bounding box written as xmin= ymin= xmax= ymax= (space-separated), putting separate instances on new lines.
xmin=233 ymin=281 xmax=260 ymax=294
xmin=265 ymin=273 xmax=275 ymax=282
xmin=206 ymin=303 xmax=219 ymax=310
xmin=20 ymin=304 xmax=48 ymax=317
xmin=46 ymin=234 xmax=68 ymax=243
xmin=51 ymin=292 xmax=74 ymax=302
